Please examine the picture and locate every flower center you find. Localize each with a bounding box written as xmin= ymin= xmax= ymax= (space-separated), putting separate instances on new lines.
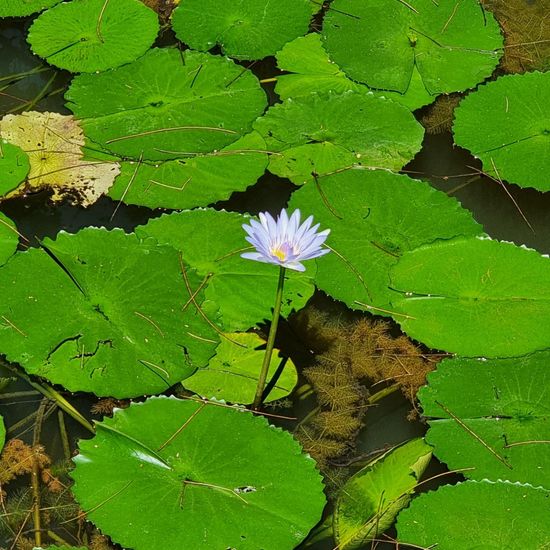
xmin=271 ymin=246 xmax=287 ymax=261
xmin=271 ymin=242 xmax=292 ymax=262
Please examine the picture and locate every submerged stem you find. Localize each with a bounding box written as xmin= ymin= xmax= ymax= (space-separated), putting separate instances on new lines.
xmin=252 ymin=266 xmax=286 ymax=410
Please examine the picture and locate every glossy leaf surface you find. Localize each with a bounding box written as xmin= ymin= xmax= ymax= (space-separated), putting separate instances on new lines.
xmin=419 ymin=353 xmax=550 ymax=486
xmin=288 ymin=169 xmax=483 ymax=313
xmin=28 ymin=0 xmax=159 ymax=72
xmin=71 ymin=397 xmax=326 ymax=550
xmin=397 ymin=480 xmax=550 ymax=549
xmin=66 ymin=48 xmax=267 ymax=161
xmin=0 ymin=228 xmax=219 ymax=397
xmin=391 ymin=238 xmax=550 ymax=356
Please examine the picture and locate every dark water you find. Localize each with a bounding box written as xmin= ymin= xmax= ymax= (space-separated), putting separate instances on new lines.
xmin=1 ymin=16 xmax=549 ymax=550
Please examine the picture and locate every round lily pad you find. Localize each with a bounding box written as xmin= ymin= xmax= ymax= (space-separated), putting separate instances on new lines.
xmin=27 ymin=0 xmax=159 ymax=73
xmin=0 ymin=0 xmax=61 ymax=17
xmin=184 ymin=332 xmax=297 ymax=404
xmin=66 ymin=48 xmax=267 ymax=161
xmin=0 ymin=141 xmax=29 ymax=197
xmin=322 ymin=0 xmax=503 ymax=95
xmin=390 ymin=237 xmax=550 ymax=357
xmin=108 ymin=132 xmax=268 ymax=210
xmin=0 ymin=228 xmax=219 ymax=397
xmin=397 ymin=480 xmax=550 ymax=549
xmin=136 ymin=209 xmax=315 ymax=331
xmin=171 ymin=0 xmax=312 ymax=60
xmin=71 ymin=397 xmax=326 ymax=550
xmin=453 ymin=71 xmax=550 ymax=191
xmin=287 ymin=169 xmax=483 ymax=313
xmin=0 ymin=212 xmax=19 ymax=267
xmin=419 ymin=353 xmax=550 ymax=487
xmin=253 ymin=91 xmax=425 ymax=184
xmin=275 ymin=34 xmax=434 ymax=110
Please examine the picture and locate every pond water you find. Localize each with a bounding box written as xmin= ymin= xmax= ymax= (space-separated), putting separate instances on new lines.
xmin=0 ymin=8 xmax=549 ymax=550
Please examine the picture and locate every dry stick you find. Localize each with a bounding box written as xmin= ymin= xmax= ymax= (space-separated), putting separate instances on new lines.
xmin=110 ymin=152 xmax=143 ymax=221
xmin=9 ymin=508 xmax=32 ymax=550
xmin=178 ymin=255 xmax=246 ymax=347
xmin=504 ymin=439 xmax=550 ymax=448
xmin=96 ymin=0 xmax=110 ymax=42
xmin=105 ymin=125 xmax=237 ymax=144
xmin=158 ymin=402 xmax=207 ymax=451
xmin=30 ymin=398 xmax=48 ymax=548
xmin=435 ymin=400 xmax=512 ymax=469
xmin=488 ymin=158 xmax=535 ymax=234
xmin=354 ymin=300 xmax=416 ymax=320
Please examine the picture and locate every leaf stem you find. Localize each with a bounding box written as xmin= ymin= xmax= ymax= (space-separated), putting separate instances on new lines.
xmin=253 ymin=266 xmax=286 ymax=409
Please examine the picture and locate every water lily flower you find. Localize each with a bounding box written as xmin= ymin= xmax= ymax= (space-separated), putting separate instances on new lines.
xmin=241 ymin=209 xmax=330 ymax=272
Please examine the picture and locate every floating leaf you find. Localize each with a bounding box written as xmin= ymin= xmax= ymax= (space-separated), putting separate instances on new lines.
xmin=390 ymin=237 xmax=550 ymax=357
xmin=108 ymin=131 xmax=268 ymax=210
xmin=71 ymin=397 xmax=326 ymax=550
xmin=184 ymin=332 xmax=297 ymax=404
xmin=0 ymin=0 xmax=61 ymax=17
xmin=322 ymin=0 xmax=502 ymax=95
xmin=0 ymin=112 xmax=120 ymax=206
xmin=397 ymin=480 xmax=550 ymax=549
xmin=275 ymin=34 xmax=433 ymax=110
xmin=171 ymin=0 xmax=312 ymax=60
xmin=419 ymin=353 xmax=550 ymax=487
xmin=334 ymin=438 xmax=432 ymax=549
xmin=0 ymin=212 xmax=18 ymax=267
xmin=0 ymin=228 xmax=219 ymax=397
xmin=288 ymin=169 xmax=482 ymax=313
xmin=137 ymin=209 xmax=315 ymax=331
xmin=27 ymin=0 xmax=159 ymax=73
xmin=66 ymin=48 xmax=267 ymax=161
xmin=0 ymin=141 xmax=30 ymax=196
xmin=453 ymin=71 xmax=550 ymax=191
xmin=254 ymin=91 xmax=424 ymax=184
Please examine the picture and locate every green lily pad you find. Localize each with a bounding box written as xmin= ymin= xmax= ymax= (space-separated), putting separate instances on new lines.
xmin=0 ymin=212 xmax=19 ymax=267
xmin=334 ymin=438 xmax=432 ymax=549
xmin=397 ymin=480 xmax=550 ymax=549
xmin=108 ymin=131 xmax=268 ymax=209
xmin=0 ymin=141 xmax=30 ymax=196
xmin=322 ymin=0 xmax=502 ymax=95
xmin=287 ymin=169 xmax=483 ymax=314
xmin=137 ymin=209 xmax=315 ymax=331
xmin=171 ymin=0 xmax=312 ymax=60
xmin=275 ymin=33 xmax=434 ymax=110
xmin=66 ymin=48 xmax=267 ymax=161
xmin=0 ymin=0 xmax=61 ymax=17
xmin=0 ymin=228 xmax=219 ymax=397
xmin=184 ymin=332 xmax=297 ymax=404
xmin=453 ymin=71 xmax=550 ymax=191
xmin=390 ymin=237 xmax=550 ymax=357
xmin=419 ymin=353 xmax=550 ymax=487
xmin=28 ymin=0 xmax=159 ymax=73
xmin=253 ymin=91 xmax=425 ymax=184
xmin=71 ymin=397 xmax=326 ymax=550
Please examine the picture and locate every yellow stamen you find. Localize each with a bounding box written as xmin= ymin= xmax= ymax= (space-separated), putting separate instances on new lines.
xmin=271 ymin=247 xmax=287 ymax=261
